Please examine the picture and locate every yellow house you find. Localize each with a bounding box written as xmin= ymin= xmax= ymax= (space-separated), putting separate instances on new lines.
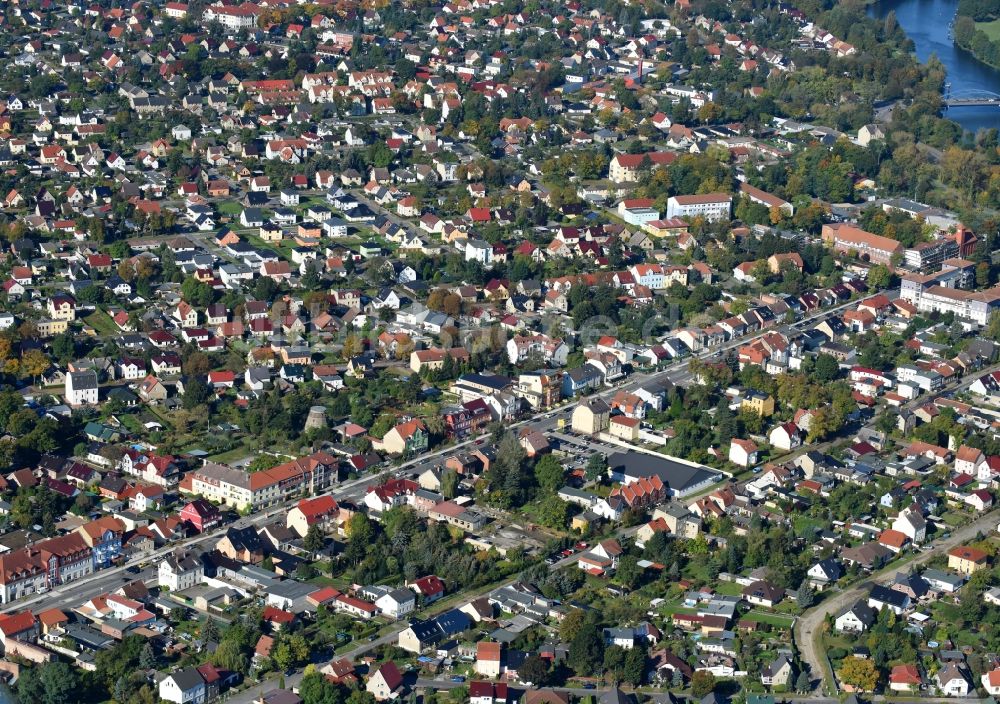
xmin=47 ymin=295 xmax=76 ymax=321
xmin=409 ymin=347 xmax=470 ymax=373
xmin=645 ymin=218 xmax=689 ymax=239
xmin=948 ymin=546 xmax=989 ymax=575
xmin=609 ymin=415 xmax=639 ymax=441
xmin=36 ymin=318 xmax=69 ymax=336
xmin=571 ymin=397 xmax=610 ymax=435
xmin=741 ymin=390 xmax=775 ymax=417
xmin=572 ymin=512 xmax=597 ymax=532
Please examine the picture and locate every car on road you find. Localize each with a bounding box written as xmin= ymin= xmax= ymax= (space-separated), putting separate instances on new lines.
xmin=581 ymin=684 xmax=596 ymax=690
xmin=450 ymin=676 xmax=466 ymax=683
xmin=125 ymin=565 xmax=140 ymax=574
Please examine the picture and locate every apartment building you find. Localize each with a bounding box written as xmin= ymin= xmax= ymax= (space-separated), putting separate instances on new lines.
xmin=903 ymin=238 xmax=958 ymax=273
xmin=185 ymin=451 xmax=337 ymax=511
xmin=666 ymin=193 xmax=732 ymax=222
xmin=202 ymin=2 xmax=260 ymax=30
xmin=820 ymin=224 xmax=903 ymax=265
xmin=0 ymin=534 xmax=94 ymax=604
xmin=904 ymin=284 xmax=1000 ymax=326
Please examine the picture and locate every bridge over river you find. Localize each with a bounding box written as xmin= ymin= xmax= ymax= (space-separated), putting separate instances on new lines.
xmin=943 ymin=88 xmax=1000 ymax=107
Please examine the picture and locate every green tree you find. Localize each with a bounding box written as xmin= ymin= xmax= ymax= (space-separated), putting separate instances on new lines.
xmin=440 ymin=468 xmax=458 ymax=499
xmin=533 ymin=455 xmax=565 ymax=493
xmin=299 ymin=672 xmax=345 ymax=704
xmin=560 ymin=608 xmax=586 ymax=642
xmin=568 ymin=622 xmax=604 ymax=675
xmin=867 ymin=264 xmax=892 ymax=290
xmin=94 ymin=634 xmax=146 ymax=689
xmin=182 ymin=377 xmax=211 ymax=409
xmin=20 ymin=660 xmax=81 ymax=704
xmin=181 ymin=276 xmax=214 ymax=307
xmin=139 ymin=641 xmax=158 ymax=669
xmin=50 ymin=333 xmax=75 ymax=363
xmin=615 ymin=555 xmax=643 ymax=589
xmin=304 ymin=524 xmax=325 ymax=552
xmin=796 ymin=582 xmax=814 ymax=609
xmin=272 ymin=634 xmax=308 ymax=671
xmin=623 ymin=647 xmax=646 ymax=686
xmin=346 ymin=512 xmax=375 ymax=543
xmin=987 ymin=310 xmax=1000 ymax=342
xmin=585 ymin=453 xmax=607 ymax=481
xmin=535 ymin=495 xmax=570 ymax=529
xmin=604 ymin=645 xmax=626 ymax=680
xmin=812 ymin=353 xmax=840 ymax=382
xmin=212 ymin=639 xmax=249 ymax=674
xmin=201 ymin=617 xmax=220 ymax=643
xmin=517 ymin=655 xmax=549 ymax=685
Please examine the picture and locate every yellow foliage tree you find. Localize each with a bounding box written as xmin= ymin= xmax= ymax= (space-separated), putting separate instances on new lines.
xmin=838 ymin=657 xmax=879 ymax=692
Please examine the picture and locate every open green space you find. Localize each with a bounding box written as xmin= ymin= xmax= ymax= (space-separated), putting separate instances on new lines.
xmin=83 ymin=309 xmax=119 ymax=336
xmin=976 ymin=18 xmax=1000 ymax=40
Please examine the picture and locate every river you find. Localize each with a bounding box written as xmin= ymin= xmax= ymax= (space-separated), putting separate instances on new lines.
xmin=869 ymin=0 xmax=1000 ymax=133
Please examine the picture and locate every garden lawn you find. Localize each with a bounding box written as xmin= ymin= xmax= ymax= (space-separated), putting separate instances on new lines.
xmin=83 ymin=309 xmax=119 ymax=336
xmin=714 ymin=581 xmax=746 ymax=597
xmin=659 ymin=600 xmax=699 ymax=617
xmin=744 ymin=610 xmax=796 ymax=628
xmin=207 ymin=445 xmax=253 ymax=465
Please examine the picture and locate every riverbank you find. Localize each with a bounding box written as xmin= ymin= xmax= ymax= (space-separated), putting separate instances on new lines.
xmin=953 ymin=13 xmax=1000 ymax=70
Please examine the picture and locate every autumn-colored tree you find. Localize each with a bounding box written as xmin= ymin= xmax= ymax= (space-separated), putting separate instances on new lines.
xmin=342 ymin=334 xmax=363 ymax=359
xmin=691 ymin=671 xmax=717 ymax=697
xmin=183 ymin=351 xmax=211 ymax=377
xmin=838 ymin=657 xmax=879 ymax=692
xmin=396 ymin=334 xmax=415 ymax=359
xmin=19 ymin=349 xmax=49 ymax=385
xmin=0 ymin=336 xmax=16 ymax=375
xmin=697 ymin=101 xmax=722 ymax=123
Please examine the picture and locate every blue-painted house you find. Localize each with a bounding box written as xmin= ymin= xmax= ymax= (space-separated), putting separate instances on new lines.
xmin=77 ymin=515 xmax=125 ymax=569
xmin=561 ymin=363 xmax=604 ymax=398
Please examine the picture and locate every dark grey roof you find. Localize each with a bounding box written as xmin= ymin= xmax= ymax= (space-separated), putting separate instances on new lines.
xmin=434 ymin=608 xmax=471 ymax=636
xmin=608 ymin=451 xmax=721 ymax=493
xmin=168 ymin=667 xmax=206 ymax=691
xmin=869 ymin=584 xmax=908 ymax=608
xmin=406 ymin=619 xmax=442 ymax=642
xmin=69 ymin=370 xmax=98 ymax=389
xmin=601 ymin=689 xmax=636 ymax=704
xmin=224 ymin=526 xmax=265 ymax=553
